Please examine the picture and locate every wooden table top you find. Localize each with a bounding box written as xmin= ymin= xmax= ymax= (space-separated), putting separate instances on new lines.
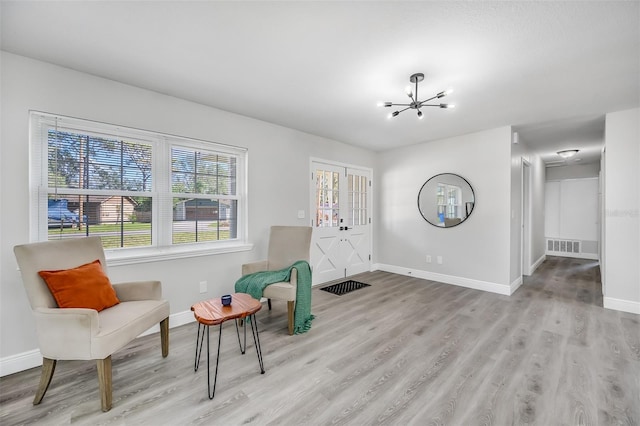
xmin=191 ymin=293 xmax=262 ymax=326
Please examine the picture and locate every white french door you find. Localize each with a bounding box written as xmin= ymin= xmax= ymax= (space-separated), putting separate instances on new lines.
xmin=310 ymin=161 xmax=371 ymax=285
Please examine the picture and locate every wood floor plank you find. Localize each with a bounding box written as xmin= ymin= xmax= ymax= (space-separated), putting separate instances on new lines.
xmin=1 ymin=257 xmax=638 ymax=425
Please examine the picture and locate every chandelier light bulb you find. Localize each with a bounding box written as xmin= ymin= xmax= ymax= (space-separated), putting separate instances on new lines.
xmin=405 ymin=86 xmax=413 ymax=97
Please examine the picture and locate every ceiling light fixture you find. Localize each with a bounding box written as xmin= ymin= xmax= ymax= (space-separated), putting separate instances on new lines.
xmin=557 ymin=149 xmax=579 ymax=158
xmin=380 ymin=73 xmax=454 ymax=119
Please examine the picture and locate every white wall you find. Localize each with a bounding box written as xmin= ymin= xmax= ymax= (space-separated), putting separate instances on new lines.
xmin=603 ymin=108 xmax=640 ymax=314
xmin=0 ymin=52 xmax=376 ymax=372
xmin=376 ymin=126 xmax=513 ymax=294
xmin=545 ymin=179 xmax=599 ymax=239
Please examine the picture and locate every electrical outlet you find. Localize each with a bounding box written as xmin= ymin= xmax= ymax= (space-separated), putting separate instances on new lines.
xmin=426 ymin=255 xmax=432 ymax=263
xmin=297 ymin=210 xmax=305 ymax=219
xmin=199 ymin=281 xmax=207 ymax=293
xmin=437 ymin=256 xmax=443 ymax=265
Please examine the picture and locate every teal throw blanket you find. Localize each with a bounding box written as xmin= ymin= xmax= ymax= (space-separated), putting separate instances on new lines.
xmin=234 ymin=260 xmax=314 ymax=334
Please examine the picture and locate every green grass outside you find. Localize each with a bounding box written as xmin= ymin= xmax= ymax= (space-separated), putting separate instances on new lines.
xmin=48 ymin=222 xmax=151 ymax=234
xmin=49 ymin=222 xmax=231 ymax=249
xmin=172 ymin=230 xmax=231 ymax=244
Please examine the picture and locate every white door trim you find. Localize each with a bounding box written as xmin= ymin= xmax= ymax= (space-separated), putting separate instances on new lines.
xmin=521 ymin=158 xmax=532 ymax=276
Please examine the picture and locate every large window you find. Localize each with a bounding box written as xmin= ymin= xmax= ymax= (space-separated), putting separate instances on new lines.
xmin=30 ymin=112 xmax=247 ymax=257
xmin=171 ymin=147 xmax=238 ymax=244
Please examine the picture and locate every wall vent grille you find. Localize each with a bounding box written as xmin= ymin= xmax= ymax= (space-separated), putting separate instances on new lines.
xmin=547 ymin=239 xmax=581 ymax=254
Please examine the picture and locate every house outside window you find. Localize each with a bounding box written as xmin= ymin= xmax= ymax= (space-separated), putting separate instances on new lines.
xmin=30 ymin=112 xmax=247 ymax=259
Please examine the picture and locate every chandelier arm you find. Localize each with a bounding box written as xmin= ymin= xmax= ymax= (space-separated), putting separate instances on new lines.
xmin=396 ymin=106 xmax=412 ymax=114
xmin=420 ymin=104 xmax=444 ymax=107
xmin=418 ymin=95 xmax=439 ymax=105
xmin=389 ymin=103 xmax=412 ymax=107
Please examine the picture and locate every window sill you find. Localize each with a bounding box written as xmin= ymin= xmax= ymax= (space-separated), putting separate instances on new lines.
xmin=105 ymin=242 xmax=253 ymax=267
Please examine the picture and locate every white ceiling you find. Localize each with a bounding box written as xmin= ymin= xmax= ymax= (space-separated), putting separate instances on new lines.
xmin=2 ymin=1 xmax=639 ymax=163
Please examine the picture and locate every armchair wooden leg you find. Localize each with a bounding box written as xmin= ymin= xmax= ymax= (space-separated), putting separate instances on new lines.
xmin=160 ymin=317 xmax=169 ymax=358
xmin=287 ymin=301 xmax=295 ymax=336
xmin=33 ymin=357 xmax=56 ymax=405
xmin=97 ymin=356 xmax=112 ymax=412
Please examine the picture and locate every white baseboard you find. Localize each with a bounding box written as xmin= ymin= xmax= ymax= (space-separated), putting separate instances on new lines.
xmin=138 ymin=309 xmax=195 ymax=337
xmin=0 ymin=348 xmax=42 ymax=378
xmin=604 ymin=297 xmax=640 ymax=315
xmin=545 ymin=251 xmax=598 ymax=260
xmin=376 ymin=263 xmax=511 ymax=296
xmin=510 ymin=276 xmax=523 ymax=295
xmin=530 ymin=254 xmax=546 ymax=274
xmin=0 ymin=309 xmax=196 ymax=377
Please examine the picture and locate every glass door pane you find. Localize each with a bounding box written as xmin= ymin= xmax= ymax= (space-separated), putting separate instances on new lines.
xmin=315 ymin=168 xmax=340 ymax=227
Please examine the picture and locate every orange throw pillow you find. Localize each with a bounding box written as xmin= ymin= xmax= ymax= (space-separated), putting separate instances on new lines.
xmin=38 ymin=259 xmax=120 ymax=312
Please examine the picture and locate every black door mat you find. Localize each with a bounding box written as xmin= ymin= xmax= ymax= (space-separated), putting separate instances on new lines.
xmin=320 ymin=280 xmax=371 ymax=296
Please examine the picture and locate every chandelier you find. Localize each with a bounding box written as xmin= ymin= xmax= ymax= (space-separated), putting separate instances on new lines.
xmin=380 ymin=73 xmax=454 ymax=119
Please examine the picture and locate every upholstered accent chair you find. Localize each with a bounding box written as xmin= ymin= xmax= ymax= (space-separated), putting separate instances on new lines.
xmin=13 ymin=237 xmax=170 ymax=412
xmin=241 ymin=226 xmax=312 ymax=335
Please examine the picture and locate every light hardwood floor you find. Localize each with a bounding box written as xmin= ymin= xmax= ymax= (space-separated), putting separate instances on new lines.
xmin=1 ymin=257 xmax=638 ymax=425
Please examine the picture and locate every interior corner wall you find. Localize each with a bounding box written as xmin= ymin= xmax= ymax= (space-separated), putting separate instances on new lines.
xmin=0 ymin=51 xmax=376 ymax=369
xmin=603 ymin=108 xmax=640 ymax=314
xmin=510 ymin=137 xmax=546 ymax=284
xmin=375 ymin=126 xmax=513 ymax=293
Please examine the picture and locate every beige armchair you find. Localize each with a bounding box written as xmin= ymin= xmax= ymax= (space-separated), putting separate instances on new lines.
xmin=13 ymin=237 xmax=170 ymax=412
xmin=241 ymin=226 xmax=312 ymax=335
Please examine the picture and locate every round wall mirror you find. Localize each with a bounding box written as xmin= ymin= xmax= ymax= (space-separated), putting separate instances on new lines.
xmin=418 ymin=173 xmax=475 ymax=228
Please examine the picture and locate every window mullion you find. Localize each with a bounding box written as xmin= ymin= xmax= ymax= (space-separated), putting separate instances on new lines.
xmin=154 ymin=136 xmax=171 ymax=247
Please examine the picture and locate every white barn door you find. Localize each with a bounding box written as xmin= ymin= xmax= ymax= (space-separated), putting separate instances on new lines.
xmin=310 ymin=161 xmax=371 ymax=285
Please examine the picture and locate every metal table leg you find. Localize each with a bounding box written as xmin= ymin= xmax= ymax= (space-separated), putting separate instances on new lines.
xmin=194 ymin=323 xmax=205 ymax=371
xmin=249 ymin=314 xmax=265 ymax=374
xmin=204 ymin=323 xmax=223 ymax=399
xmin=235 ymin=318 xmax=245 ymax=354
xmin=193 ymin=315 xmax=265 ymax=400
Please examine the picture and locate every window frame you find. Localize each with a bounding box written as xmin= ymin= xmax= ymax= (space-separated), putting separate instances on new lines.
xmin=29 ymin=111 xmax=251 ymax=265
